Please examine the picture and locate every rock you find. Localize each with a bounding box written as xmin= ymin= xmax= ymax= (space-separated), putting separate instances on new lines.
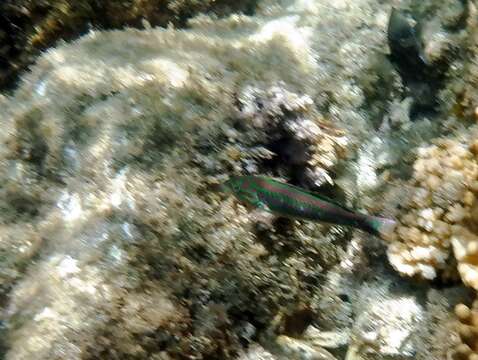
xmin=276 ymin=335 xmax=338 ymax=360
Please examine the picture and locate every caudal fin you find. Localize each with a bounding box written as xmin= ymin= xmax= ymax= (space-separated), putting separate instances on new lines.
xmin=368 ymin=216 xmax=397 ymax=240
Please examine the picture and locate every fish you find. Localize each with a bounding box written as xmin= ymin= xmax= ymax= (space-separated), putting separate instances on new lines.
xmin=221 ymin=175 xmax=396 ymax=239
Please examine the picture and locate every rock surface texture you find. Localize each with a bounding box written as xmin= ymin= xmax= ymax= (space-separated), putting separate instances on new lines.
xmin=0 ymin=0 xmax=477 ymax=359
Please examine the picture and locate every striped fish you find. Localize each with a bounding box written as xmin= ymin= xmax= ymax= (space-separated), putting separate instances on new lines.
xmin=222 ymin=175 xmax=395 ymax=239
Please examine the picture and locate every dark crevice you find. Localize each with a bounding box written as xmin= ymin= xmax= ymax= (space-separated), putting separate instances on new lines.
xmin=282 ymin=307 xmax=316 ymax=337
xmin=387 ymin=6 xmax=467 ymax=121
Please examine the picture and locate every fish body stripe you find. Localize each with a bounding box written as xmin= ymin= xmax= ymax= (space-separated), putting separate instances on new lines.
xmin=237 ymin=176 xmax=371 ymax=230
xmin=252 ymin=177 xmax=359 ymax=217
xmin=253 ymin=178 xmax=330 ymax=210
xmin=225 ymin=175 xmax=395 ymax=237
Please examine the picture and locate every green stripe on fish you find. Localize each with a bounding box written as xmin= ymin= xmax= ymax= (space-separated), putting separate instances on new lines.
xmin=222 ymin=175 xmax=396 ymax=239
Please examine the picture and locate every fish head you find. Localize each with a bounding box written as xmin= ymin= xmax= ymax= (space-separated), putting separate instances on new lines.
xmin=222 ymin=176 xmax=262 ymax=208
xmin=222 ymin=176 xmax=246 ymax=194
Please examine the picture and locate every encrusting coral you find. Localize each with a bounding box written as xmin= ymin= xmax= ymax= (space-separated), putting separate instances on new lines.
xmin=386 ymin=137 xmax=472 ymax=280
xmin=386 ymin=133 xmax=478 ymax=287
xmin=453 ymin=301 xmax=478 ymax=360
xmin=221 ymin=85 xmax=349 ymax=187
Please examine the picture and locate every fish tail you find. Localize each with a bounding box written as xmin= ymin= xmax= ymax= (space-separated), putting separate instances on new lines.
xmin=366 ymin=216 xmax=397 ymax=239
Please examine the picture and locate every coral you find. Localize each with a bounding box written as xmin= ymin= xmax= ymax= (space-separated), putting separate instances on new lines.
xmin=385 ymin=135 xmax=478 ymax=283
xmin=453 ymin=301 xmax=478 ymax=360
xmin=413 ymin=0 xmax=468 ymax=65
xmin=2 ymin=0 xmax=476 ymax=359
xmin=387 ymin=0 xmax=469 ymax=117
xmin=306 ymin=231 xmax=469 ymax=360
xmin=388 ymin=141 xmax=468 ymax=279
xmin=226 ymin=84 xmax=349 ymax=188
xmin=385 ymin=128 xmax=478 ymax=291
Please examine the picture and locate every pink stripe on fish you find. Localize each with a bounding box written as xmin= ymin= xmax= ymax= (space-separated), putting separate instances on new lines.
xmin=254 ymin=177 xmax=345 ymax=213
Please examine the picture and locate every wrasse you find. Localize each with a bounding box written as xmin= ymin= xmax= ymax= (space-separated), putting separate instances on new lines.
xmin=222 ymin=175 xmax=396 ymax=239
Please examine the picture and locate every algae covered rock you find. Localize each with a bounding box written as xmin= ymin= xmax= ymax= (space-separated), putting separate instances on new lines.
xmin=0 ymin=0 xmax=257 ymax=90
xmin=0 ymin=0 xmax=476 ymax=359
xmin=0 ymin=0 xmax=396 ymax=358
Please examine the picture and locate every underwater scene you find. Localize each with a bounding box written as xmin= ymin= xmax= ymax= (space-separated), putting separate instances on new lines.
xmin=0 ymin=0 xmax=478 ymax=359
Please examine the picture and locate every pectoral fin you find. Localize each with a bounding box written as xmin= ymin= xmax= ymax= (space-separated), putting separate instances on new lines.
xmin=237 ymin=191 xmax=269 ymax=211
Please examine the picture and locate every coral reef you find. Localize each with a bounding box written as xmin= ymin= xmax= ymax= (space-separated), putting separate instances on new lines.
xmin=221 ymin=84 xmax=349 ymax=188
xmin=384 ymin=4 xmax=478 ymax=279
xmin=384 ymin=3 xmax=478 ymax=358
xmin=307 ymin=233 xmax=468 ymax=360
xmin=0 ymin=0 xmax=397 ymax=357
xmin=386 ymin=137 xmax=474 ymax=280
xmin=385 ymin=126 xmax=478 ymax=292
xmin=0 ymin=0 xmax=477 ymax=359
